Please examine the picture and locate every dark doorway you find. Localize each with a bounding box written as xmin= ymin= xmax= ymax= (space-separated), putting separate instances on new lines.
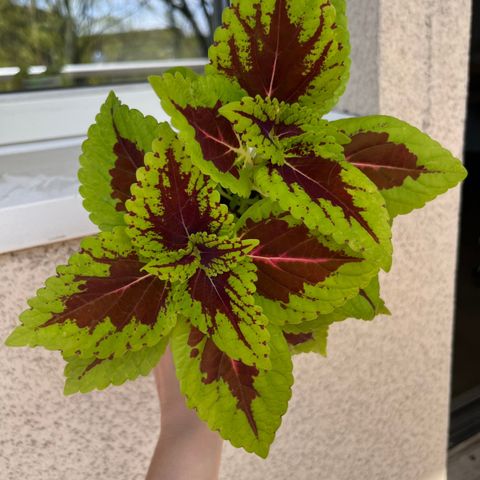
xmin=450 ymin=1 xmax=480 ymax=448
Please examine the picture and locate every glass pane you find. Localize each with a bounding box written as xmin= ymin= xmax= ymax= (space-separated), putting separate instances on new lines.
xmin=0 ymin=0 xmax=220 ymax=93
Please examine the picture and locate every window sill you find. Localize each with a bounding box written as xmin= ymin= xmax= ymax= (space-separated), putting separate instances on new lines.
xmin=0 ymin=196 xmax=94 ymax=254
xmin=0 ymin=136 xmax=91 ymax=254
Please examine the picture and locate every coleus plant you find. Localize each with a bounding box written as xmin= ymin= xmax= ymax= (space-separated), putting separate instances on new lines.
xmin=6 ymin=0 xmax=466 ymax=458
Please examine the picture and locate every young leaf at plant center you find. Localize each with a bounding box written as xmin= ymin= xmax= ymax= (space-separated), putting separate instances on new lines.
xmin=171 ymin=318 xmax=293 ymax=458
xmin=63 ymin=335 xmax=169 ymax=395
xmin=283 ymin=325 xmax=329 ymax=356
xmin=149 ymin=73 xmax=252 ymax=196
xmin=125 ymin=125 xmax=270 ymax=368
xmin=78 ymin=91 xmax=161 ymax=231
xmin=220 ymin=96 xmax=344 ymax=165
xmin=253 ymin=133 xmax=393 ymax=270
xmin=208 ymin=0 xmax=350 ymax=115
xmin=6 ymin=228 xmax=176 ymax=360
xmin=143 ymin=232 xmax=258 ymax=283
xmin=332 ymin=115 xmax=468 ymax=217
xmin=236 ymin=200 xmax=379 ymax=325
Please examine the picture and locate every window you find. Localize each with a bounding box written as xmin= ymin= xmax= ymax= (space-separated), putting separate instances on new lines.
xmin=0 ymin=0 xmax=227 ymax=94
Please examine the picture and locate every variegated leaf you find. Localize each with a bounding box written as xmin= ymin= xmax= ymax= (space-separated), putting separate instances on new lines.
xmin=208 ymin=0 xmax=350 ymax=113
xmin=332 ymin=115 xmax=468 ymax=217
xmin=254 ymin=136 xmax=393 ymax=270
xmin=149 ymin=73 xmax=252 ymax=196
xmin=172 ymin=318 xmax=293 ymax=458
xmin=236 ymin=200 xmax=378 ymax=324
xmin=6 ymin=229 xmax=176 ymax=360
xmin=125 ymin=123 xmax=233 ymax=259
xmin=285 ymin=275 xmax=390 ymax=335
xmin=220 ymin=96 xmax=339 ymax=165
xmin=282 ymin=275 xmax=388 ymax=355
xmin=143 ymin=233 xmax=257 ymax=283
xmin=63 ymin=335 xmax=169 ymax=395
xmin=173 ymin=257 xmax=270 ymax=369
xmin=125 ymin=123 xmax=268 ymax=367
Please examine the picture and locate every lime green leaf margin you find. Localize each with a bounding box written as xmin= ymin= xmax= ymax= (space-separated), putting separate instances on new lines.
xmin=78 ymin=91 xmax=161 ymax=231
xmin=172 ymin=318 xmax=293 ymax=458
xmin=333 ymin=115 xmax=467 ymax=217
xmin=64 ymin=336 xmax=169 ymax=395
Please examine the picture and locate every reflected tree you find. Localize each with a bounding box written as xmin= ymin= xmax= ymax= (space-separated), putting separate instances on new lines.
xmin=0 ymin=0 xmax=151 ymax=70
xmin=157 ymin=0 xmax=228 ymax=56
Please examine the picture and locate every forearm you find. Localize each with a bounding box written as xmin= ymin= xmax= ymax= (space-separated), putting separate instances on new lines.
xmin=147 ymin=417 xmax=223 ymax=480
xmin=146 ymin=348 xmax=223 ymax=480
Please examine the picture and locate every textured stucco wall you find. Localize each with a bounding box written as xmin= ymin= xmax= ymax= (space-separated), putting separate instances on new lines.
xmin=0 ymin=1 xmax=471 ymax=479
xmin=336 ymin=0 xmax=380 ymax=115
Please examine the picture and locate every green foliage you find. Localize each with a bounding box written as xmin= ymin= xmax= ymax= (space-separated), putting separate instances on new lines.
xmin=79 ymin=91 xmax=161 ymax=231
xmin=64 ymin=336 xmax=170 ymax=395
xmin=0 ymin=0 xmax=67 ymax=71
xmin=236 ymin=199 xmax=380 ymax=324
xmin=6 ymin=0 xmax=467 ymax=460
xmin=149 ymin=72 xmax=252 ymax=196
xmin=332 ymin=115 xmax=468 ymax=217
xmin=172 ymin=318 xmax=293 ymax=458
xmin=6 ymin=228 xmax=177 ymax=360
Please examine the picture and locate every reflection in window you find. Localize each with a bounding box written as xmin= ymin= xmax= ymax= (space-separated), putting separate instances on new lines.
xmin=0 ymin=0 xmax=225 ymax=93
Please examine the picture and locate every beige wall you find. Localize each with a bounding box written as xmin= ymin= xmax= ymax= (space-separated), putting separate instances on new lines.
xmin=0 ymin=1 xmax=471 ymax=479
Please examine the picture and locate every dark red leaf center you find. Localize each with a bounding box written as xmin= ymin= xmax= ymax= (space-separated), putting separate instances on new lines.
xmin=110 ymin=133 xmax=146 ymax=212
xmin=188 ymin=327 xmax=259 ymax=436
xmin=242 ymin=216 xmax=360 ymax=303
xmin=344 ymin=132 xmax=427 ymax=189
xmin=221 ymin=0 xmax=334 ymax=103
xmin=46 ymin=254 xmax=169 ymax=332
xmin=274 ymin=150 xmax=379 ymax=242
xmin=174 ymin=101 xmax=241 ymax=178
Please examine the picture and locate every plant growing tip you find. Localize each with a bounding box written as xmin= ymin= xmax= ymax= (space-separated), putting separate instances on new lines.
xmin=6 ymin=0 xmax=467 ymax=458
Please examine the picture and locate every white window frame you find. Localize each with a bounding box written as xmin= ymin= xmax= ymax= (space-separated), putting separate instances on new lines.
xmin=0 ymin=60 xmax=207 ymax=254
